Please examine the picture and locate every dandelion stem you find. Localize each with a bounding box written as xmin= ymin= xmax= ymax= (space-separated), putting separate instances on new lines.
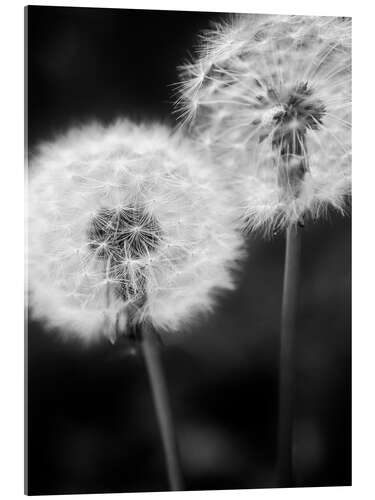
xmin=276 ymin=222 xmax=301 ymax=486
xmin=141 ymin=323 xmax=183 ymax=491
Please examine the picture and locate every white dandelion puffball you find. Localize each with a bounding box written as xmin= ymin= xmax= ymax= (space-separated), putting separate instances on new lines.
xmin=177 ymin=14 xmax=351 ymax=232
xmin=28 ymin=120 xmax=244 ymax=343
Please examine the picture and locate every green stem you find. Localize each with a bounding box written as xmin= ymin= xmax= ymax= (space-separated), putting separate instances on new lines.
xmin=141 ymin=323 xmax=183 ymax=491
xmin=276 ymin=223 xmax=301 ymax=486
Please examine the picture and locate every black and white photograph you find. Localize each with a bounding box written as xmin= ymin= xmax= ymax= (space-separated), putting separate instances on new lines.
xmin=24 ymin=4 xmax=352 ymax=496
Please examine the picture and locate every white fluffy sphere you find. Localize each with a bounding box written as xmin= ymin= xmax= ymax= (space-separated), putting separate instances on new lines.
xmin=177 ymin=15 xmax=351 ymax=233
xmin=28 ymin=120 xmax=244 ymax=342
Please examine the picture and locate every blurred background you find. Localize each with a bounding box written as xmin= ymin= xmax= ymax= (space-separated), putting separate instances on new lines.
xmin=26 ymin=6 xmax=351 ymax=495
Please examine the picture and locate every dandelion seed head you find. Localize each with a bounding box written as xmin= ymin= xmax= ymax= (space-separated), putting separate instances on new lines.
xmin=177 ymin=14 xmax=351 ymax=233
xmin=28 ymin=119 xmax=244 ymax=343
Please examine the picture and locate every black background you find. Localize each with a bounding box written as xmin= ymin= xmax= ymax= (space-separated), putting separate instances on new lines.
xmin=26 ymin=6 xmax=351 ymax=495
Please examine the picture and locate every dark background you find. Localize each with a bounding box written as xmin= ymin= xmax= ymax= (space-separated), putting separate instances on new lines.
xmin=26 ymin=6 xmax=351 ymax=495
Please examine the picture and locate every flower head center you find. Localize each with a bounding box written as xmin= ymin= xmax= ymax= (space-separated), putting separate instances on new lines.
xmin=88 ymin=205 xmax=161 ymax=300
xmin=269 ymin=83 xmax=325 ymax=200
xmin=270 ymin=82 xmax=325 ymax=146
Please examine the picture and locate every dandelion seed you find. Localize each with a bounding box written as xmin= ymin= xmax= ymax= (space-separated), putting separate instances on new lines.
xmin=177 ymin=14 xmax=351 ymax=233
xmin=28 ymin=119 xmax=244 ymax=343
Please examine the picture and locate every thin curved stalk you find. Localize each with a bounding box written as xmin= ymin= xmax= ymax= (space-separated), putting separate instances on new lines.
xmin=141 ymin=323 xmax=183 ymax=491
xmin=276 ymin=223 xmax=301 ymax=486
